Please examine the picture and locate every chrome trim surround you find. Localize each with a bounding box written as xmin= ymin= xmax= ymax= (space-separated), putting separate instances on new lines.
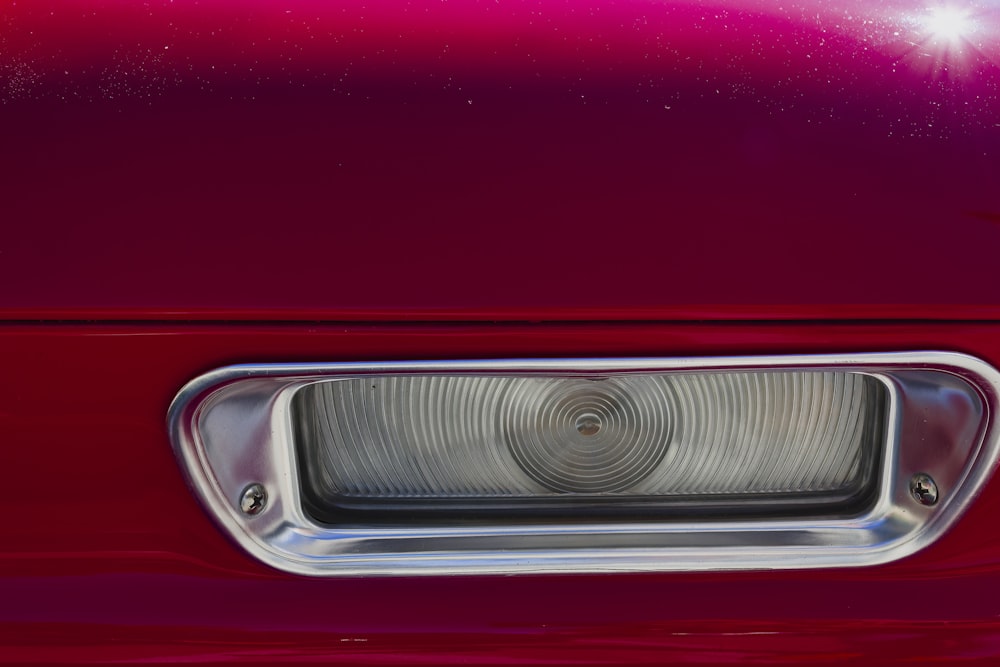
xmin=168 ymin=353 xmax=1000 ymax=576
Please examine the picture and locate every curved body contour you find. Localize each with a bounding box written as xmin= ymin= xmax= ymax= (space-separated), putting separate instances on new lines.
xmin=2 ymin=0 xmax=1000 ymax=663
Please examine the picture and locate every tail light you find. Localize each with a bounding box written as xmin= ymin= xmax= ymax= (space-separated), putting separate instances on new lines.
xmin=169 ymin=353 xmax=999 ymax=576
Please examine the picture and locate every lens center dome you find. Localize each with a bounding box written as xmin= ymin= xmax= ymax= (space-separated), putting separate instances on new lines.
xmin=501 ymin=377 xmax=676 ymax=493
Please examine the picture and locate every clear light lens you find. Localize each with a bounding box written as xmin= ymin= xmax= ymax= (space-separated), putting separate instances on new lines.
xmin=293 ymin=372 xmax=885 ymax=520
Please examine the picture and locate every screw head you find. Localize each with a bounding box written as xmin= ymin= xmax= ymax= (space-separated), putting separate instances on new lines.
xmin=240 ymin=483 xmax=267 ymax=515
xmin=909 ymin=473 xmax=939 ymax=507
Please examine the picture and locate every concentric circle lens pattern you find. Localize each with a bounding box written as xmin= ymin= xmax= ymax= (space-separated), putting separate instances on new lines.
xmin=293 ymin=371 xmax=882 ymax=509
xmin=501 ymin=378 xmax=675 ymax=492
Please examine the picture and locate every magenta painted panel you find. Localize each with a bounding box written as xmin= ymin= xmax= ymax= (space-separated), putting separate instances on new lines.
xmin=2 ymin=323 xmax=1000 ymax=663
xmin=4 ymin=0 xmax=1000 ymax=663
xmin=1 ymin=0 xmax=998 ymax=321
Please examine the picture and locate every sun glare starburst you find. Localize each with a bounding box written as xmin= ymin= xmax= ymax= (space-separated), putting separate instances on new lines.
xmin=923 ymin=5 xmax=975 ymax=43
xmin=890 ymin=3 xmax=996 ymax=79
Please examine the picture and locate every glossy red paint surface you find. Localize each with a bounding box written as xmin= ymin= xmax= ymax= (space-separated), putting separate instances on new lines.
xmin=4 ymin=0 xmax=1000 ymax=663
xmin=2 ymin=0 xmax=999 ymax=321
xmin=4 ymin=323 xmax=1000 ymax=663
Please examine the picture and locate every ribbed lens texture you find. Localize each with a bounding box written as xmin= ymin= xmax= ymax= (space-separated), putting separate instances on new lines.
xmin=294 ymin=372 xmax=881 ymax=507
xmin=503 ymin=378 xmax=674 ymax=492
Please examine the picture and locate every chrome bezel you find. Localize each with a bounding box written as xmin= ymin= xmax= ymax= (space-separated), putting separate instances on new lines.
xmin=168 ymin=352 xmax=1000 ymax=576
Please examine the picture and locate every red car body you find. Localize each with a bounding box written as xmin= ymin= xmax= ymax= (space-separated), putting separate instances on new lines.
xmin=2 ymin=0 xmax=1000 ymax=663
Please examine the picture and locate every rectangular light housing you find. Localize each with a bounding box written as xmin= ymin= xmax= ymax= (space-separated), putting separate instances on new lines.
xmin=169 ymin=353 xmax=998 ymax=576
xmin=293 ymin=372 xmax=886 ymax=520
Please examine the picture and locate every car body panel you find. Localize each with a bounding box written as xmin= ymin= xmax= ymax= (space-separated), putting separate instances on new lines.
xmin=4 ymin=322 xmax=1000 ymax=663
xmin=3 ymin=0 xmax=1000 ymax=663
xmin=1 ymin=0 xmax=999 ymax=321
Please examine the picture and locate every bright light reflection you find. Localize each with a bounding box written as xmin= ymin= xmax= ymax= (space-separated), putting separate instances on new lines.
xmin=893 ymin=3 xmax=995 ymax=79
xmin=923 ymin=6 xmax=975 ymax=43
